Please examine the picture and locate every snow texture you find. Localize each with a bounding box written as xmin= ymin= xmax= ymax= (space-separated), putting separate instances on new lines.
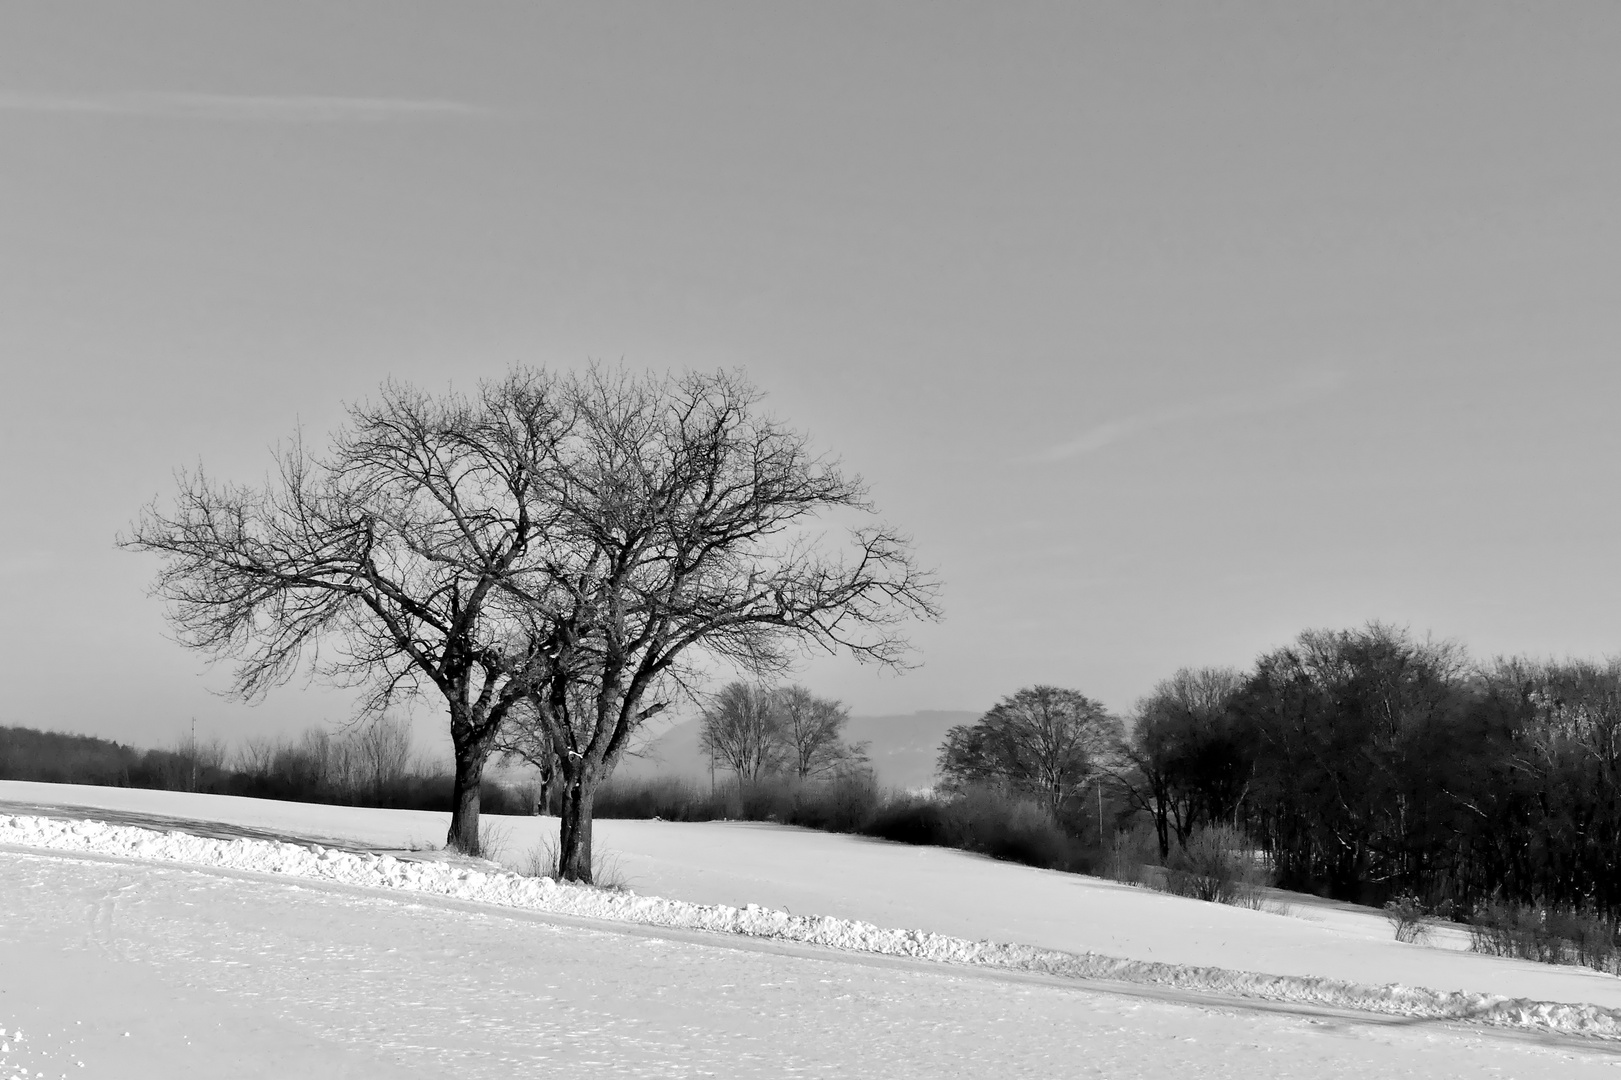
xmin=5 ymin=811 xmax=1620 ymax=1041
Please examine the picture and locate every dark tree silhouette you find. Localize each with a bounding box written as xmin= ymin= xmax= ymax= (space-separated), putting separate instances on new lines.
xmin=939 ymin=685 xmax=1121 ymax=820
xmin=124 ymin=372 xmax=572 ymax=855
xmin=1118 ymin=667 xmax=1249 ymax=859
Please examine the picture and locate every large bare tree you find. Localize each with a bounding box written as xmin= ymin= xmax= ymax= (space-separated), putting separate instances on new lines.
xmin=503 ymin=367 xmax=939 ymax=881
xmin=124 ymin=372 xmax=571 ymax=854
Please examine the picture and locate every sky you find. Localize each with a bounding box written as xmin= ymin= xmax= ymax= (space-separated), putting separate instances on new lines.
xmin=2 ymin=2 xmax=1619 ymax=755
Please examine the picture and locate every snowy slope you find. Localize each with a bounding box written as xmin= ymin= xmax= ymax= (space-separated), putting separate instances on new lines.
xmin=5 ymin=779 xmax=1619 ymax=1014
xmin=8 ymin=848 xmax=1619 ymax=1080
xmin=8 ymin=809 xmax=1621 ymax=1043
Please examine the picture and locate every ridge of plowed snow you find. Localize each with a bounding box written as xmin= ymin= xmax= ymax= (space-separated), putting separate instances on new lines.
xmin=6 ymin=812 xmax=1618 ymax=1040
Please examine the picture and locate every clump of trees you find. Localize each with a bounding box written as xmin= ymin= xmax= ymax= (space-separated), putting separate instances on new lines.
xmin=1114 ymin=623 xmax=1621 ymax=926
xmin=944 ymin=632 xmax=1621 ymax=944
xmin=1117 ymin=667 xmax=1250 ymax=860
xmin=231 ymin=717 xmax=429 ymax=806
xmin=697 ymin=681 xmax=868 ymax=788
xmin=125 ymin=365 xmax=937 ymax=876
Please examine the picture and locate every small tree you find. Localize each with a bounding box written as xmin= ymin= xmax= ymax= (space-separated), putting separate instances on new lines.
xmin=698 ymin=681 xmax=785 ymax=788
xmin=353 ymin=716 xmax=414 ymax=803
xmin=939 ymin=686 xmax=1120 ymax=822
xmin=775 ymin=685 xmax=863 ymax=780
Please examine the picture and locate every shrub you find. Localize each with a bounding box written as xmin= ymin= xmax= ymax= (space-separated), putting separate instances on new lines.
xmin=1162 ymin=824 xmax=1273 ymax=908
xmin=1103 ymin=823 xmax=1162 ymax=887
xmin=790 ymin=770 xmax=882 ymax=833
xmin=1467 ymin=899 xmax=1621 ymax=973
xmin=862 ymin=785 xmax=1089 ymax=872
xmin=1383 ymin=893 xmax=1431 ymax=943
xmin=863 ymin=791 xmax=950 ymax=846
xmin=943 ymin=786 xmax=1085 ymax=870
xmin=594 ymin=776 xmax=732 ymax=821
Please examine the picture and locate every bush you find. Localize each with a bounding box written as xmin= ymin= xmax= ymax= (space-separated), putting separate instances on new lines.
xmin=593 ymin=775 xmax=1090 ymax=873
xmin=1162 ymin=825 xmax=1273 ymax=908
xmin=791 ymin=771 xmax=882 ymax=834
xmin=1467 ymin=899 xmax=1621 ymax=973
xmin=863 ymin=784 xmax=1090 ymax=872
xmin=1383 ymin=893 xmax=1431 ymax=943
xmin=594 ymin=777 xmax=732 ymax=821
xmin=1103 ymin=823 xmax=1161 ymax=886
xmin=863 ymin=791 xmax=949 ymax=846
xmin=592 ymin=772 xmax=885 ymax=834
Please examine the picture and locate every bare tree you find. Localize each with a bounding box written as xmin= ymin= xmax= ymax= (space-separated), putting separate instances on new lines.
xmin=938 ymin=686 xmax=1120 ymax=821
xmin=353 ymin=716 xmax=414 ymax=802
xmin=123 ymin=372 xmax=571 ymax=854
xmin=234 ymin=735 xmax=285 ymax=781
xmin=698 ymin=681 xmax=785 ymax=787
xmin=504 ymin=367 xmax=939 ymax=881
xmin=171 ymin=731 xmax=229 ymax=793
xmin=1116 ymin=667 xmax=1246 ymax=859
xmin=774 ymin=685 xmax=862 ymax=780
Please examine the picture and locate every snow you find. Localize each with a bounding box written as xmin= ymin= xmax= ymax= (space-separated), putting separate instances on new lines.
xmin=5 ymin=849 xmax=1621 ymax=1079
xmin=4 ymin=781 xmax=1618 ymax=1008
xmin=7 ymin=781 xmax=1621 ymax=1075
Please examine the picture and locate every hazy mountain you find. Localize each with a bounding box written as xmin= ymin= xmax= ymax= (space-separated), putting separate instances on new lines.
xmin=617 ymin=710 xmax=979 ymax=791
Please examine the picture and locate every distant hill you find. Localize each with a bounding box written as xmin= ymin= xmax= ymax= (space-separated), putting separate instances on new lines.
xmin=617 ymin=709 xmax=979 ymax=791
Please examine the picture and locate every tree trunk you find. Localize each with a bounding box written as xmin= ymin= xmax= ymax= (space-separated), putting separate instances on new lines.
xmin=446 ymin=739 xmax=490 ymax=856
xmin=557 ymin=769 xmax=599 ymax=883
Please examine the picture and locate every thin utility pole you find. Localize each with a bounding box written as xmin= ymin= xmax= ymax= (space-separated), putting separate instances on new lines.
xmin=189 ymin=716 xmax=198 ymax=792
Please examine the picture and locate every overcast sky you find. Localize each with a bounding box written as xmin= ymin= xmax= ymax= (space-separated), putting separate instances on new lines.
xmin=3 ymin=3 xmax=1618 ymax=753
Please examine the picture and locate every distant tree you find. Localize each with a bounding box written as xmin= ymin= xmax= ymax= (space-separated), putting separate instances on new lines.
xmin=699 ymin=681 xmax=785 ymax=786
xmin=1236 ymin=623 xmax=1472 ymax=896
xmin=774 ymin=685 xmax=865 ymax=780
xmin=1118 ymin=667 xmax=1248 ymax=859
xmin=352 ymin=716 xmax=414 ymax=802
xmin=938 ymin=686 xmax=1121 ymax=820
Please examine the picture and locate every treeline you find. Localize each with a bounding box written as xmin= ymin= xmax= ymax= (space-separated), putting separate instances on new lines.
xmin=0 ymin=719 xmax=535 ymax=815
xmin=1120 ymin=624 xmax=1621 ymax=917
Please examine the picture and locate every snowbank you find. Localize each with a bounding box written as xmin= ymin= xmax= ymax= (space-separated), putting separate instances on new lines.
xmin=5 ymin=812 xmax=1621 ymax=1041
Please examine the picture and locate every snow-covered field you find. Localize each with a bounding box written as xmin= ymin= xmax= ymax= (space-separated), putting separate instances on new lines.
xmin=5 ymin=781 xmax=1621 ymax=1077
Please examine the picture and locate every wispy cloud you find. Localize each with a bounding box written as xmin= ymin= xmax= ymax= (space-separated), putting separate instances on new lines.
xmin=0 ymin=91 xmax=487 ymax=122
xmin=1029 ymin=368 xmax=1348 ymax=463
